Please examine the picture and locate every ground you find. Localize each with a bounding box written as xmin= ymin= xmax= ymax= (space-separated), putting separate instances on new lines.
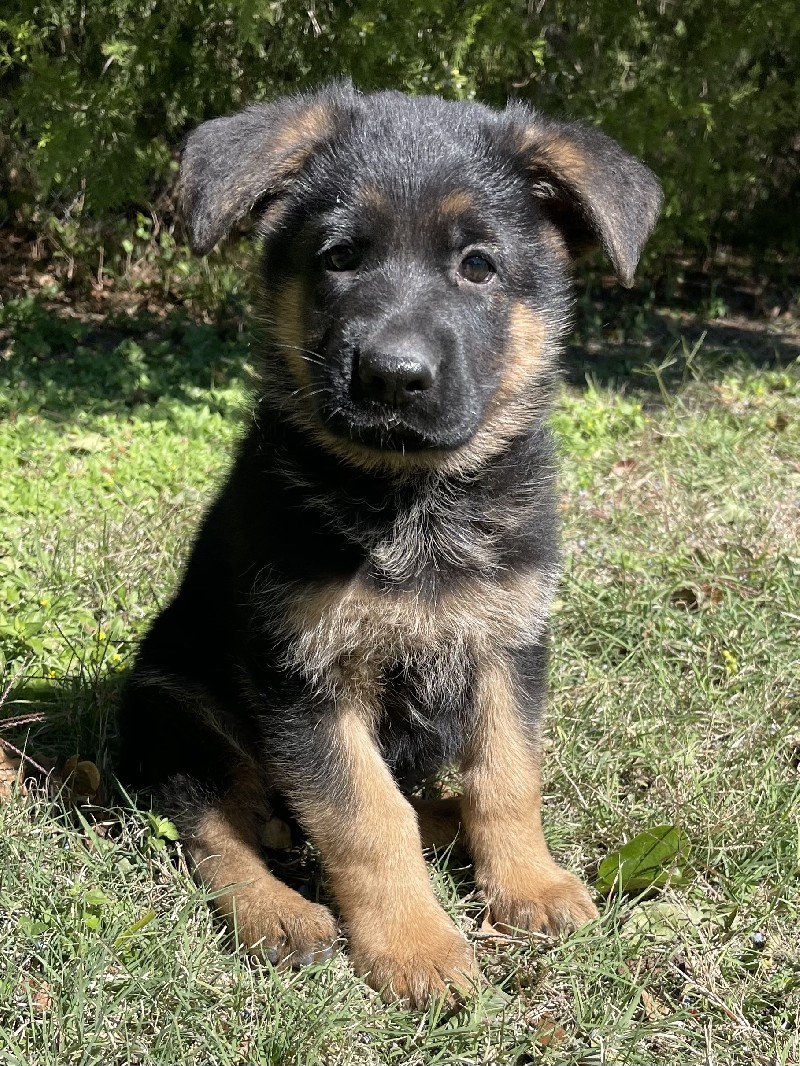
xmin=0 ymin=255 xmax=798 ymax=1064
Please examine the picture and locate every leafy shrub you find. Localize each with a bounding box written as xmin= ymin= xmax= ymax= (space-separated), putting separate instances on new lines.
xmin=2 ymin=0 xmax=798 ymax=266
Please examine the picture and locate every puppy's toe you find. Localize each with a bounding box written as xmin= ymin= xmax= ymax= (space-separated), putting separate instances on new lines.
xmin=235 ymin=889 xmax=340 ymax=967
xmin=484 ymin=866 xmax=598 ymax=937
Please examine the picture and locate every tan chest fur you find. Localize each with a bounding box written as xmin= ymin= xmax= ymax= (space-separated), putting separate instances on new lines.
xmin=278 ymin=564 xmax=556 ymax=696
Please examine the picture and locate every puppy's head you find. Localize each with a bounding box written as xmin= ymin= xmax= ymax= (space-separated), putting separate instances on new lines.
xmin=180 ymin=83 xmax=662 ymax=472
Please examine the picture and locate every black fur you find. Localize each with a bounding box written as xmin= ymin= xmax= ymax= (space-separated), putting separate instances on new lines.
xmin=116 ymin=82 xmax=661 ymax=993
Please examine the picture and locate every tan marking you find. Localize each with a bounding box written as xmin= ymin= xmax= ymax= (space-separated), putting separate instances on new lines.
xmin=447 ymin=303 xmax=556 ymax=473
xmin=438 ymin=189 xmax=474 ymax=218
xmin=190 ymin=775 xmax=338 ymax=962
xmin=267 ymin=147 xmax=317 ymax=192
xmin=269 ymin=103 xmax=334 ymax=158
xmin=260 ymin=105 xmax=335 ymax=197
xmin=518 ymin=127 xmax=587 ymax=187
xmin=517 ymin=123 xmax=544 ymax=153
xmin=538 ymin=134 xmax=588 ymax=185
xmin=518 ymin=126 xmax=642 ymax=287
xmin=270 ymin=299 xmax=558 ymax=478
xmin=269 ymin=278 xmax=311 ymax=393
xmin=528 ymin=133 xmax=627 ymax=283
xmin=219 ymin=103 xmax=335 ymax=243
xmin=293 ymin=704 xmax=477 ymax=1005
xmin=358 ymin=184 xmax=386 ymax=212
xmin=279 ymin=565 xmax=555 ymax=690
xmin=295 ymin=411 xmax=537 ymax=477
xmin=541 ymin=220 xmax=571 ymax=265
xmin=460 ymin=659 xmax=598 ymax=935
xmin=497 ymin=302 xmax=548 ymax=401
xmin=257 ymin=198 xmax=292 ymax=238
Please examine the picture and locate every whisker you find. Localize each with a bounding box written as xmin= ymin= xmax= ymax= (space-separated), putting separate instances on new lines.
xmin=291 ymin=386 xmax=329 ymax=400
xmin=271 ymin=343 xmax=326 ymax=367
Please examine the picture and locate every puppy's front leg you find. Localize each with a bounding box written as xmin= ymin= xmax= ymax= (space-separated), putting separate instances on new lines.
xmin=461 ymin=650 xmax=598 ymax=935
xmin=286 ymin=702 xmax=477 ymax=1007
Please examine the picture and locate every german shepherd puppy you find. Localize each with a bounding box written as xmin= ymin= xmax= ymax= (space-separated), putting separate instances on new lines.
xmin=117 ymin=82 xmax=661 ymax=1007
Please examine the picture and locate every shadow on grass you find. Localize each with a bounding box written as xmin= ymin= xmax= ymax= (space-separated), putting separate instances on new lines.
xmin=2 ymin=667 xmax=127 ymax=774
xmin=1 ymin=665 xmax=478 ymax=914
xmin=1 ymin=667 xmax=331 ymax=914
xmin=1 ymin=297 xmax=252 ymax=420
xmin=563 ymin=283 xmax=800 ymax=390
xmin=2 ymin=285 xmax=798 ymax=421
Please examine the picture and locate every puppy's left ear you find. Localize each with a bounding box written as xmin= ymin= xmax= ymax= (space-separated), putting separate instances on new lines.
xmin=178 ymin=84 xmax=354 ymax=254
xmin=511 ymin=108 xmax=663 ymax=287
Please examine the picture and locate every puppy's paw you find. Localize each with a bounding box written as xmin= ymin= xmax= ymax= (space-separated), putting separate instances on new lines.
xmin=409 ymin=796 xmax=465 ymax=853
xmin=350 ymin=908 xmax=478 ymax=1008
xmin=483 ymin=865 xmax=598 ymax=937
xmin=233 ymin=886 xmax=340 ymax=967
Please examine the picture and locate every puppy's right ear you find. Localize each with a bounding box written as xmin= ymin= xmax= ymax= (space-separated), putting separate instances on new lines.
xmin=504 ymin=103 xmax=662 ymax=288
xmin=178 ymin=87 xmax=350 ymax=253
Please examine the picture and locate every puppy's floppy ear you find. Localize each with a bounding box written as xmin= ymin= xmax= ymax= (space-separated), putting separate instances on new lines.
xmin=510 ymin=106 xmax=663 ymax=287
xmin=179 ymin=86 xmax=352 ymax=254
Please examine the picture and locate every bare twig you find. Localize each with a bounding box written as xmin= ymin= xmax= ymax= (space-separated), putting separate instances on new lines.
xmin=0 ymin=658 xmax=49 ymax=775
xmin=0 ymin=737 xmax=50 ymax=777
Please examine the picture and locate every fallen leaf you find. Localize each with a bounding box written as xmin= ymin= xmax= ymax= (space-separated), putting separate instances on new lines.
xmin=66 ymin=432 xmax=107 ymax=454
xmin=474 ymin=915 xmax=543 ymax=946
xmin=61 ymin=756 xmax=103 ymax=803
xmin=20 ymin=975 xmax=52 ymax=1013
xmin=670 ymin=583 xmax=722 ymax=610
xmin=0 ymin=746 xmax=25 ymax=801
xmin=527 ymin=1012 xmax=568 ymax=1049
xmin=641 ymin=989 xmax=670 ymax=1021
xmin=784 ymin=733 xmax=800 ymax=771
xmin=596 ymin=825 xmax=689 ymax=896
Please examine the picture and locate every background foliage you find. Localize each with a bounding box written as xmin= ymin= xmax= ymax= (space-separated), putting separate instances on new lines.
xmin=2 ymin=0 xmax=799 ymax=272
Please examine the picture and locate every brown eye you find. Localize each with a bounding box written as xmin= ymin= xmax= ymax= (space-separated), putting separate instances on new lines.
xmin=324 ymin=244 xmax=361 ymax=271
xmin=459 ymin=253 xmax=495 ymax=284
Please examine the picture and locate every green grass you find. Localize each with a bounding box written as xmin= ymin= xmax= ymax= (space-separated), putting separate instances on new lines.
xmin=1 ymin=293 xmax=799 ymax=1065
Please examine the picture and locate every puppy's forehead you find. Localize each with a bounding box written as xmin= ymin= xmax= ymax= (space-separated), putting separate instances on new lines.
xmin=309 ymin=98 xmax=518 ymax=223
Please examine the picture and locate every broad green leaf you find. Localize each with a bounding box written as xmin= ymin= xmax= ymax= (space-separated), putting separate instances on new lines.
xmin=596 ymin=825 xmax=689 ymax=896
xmin=147 ymin=813 xmax=180 ymax=841
xmin=84 ymin=887 xmax=112 ymax=908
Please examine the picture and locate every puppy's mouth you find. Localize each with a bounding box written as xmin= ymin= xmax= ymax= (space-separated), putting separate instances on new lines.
xmin=318 ymin=399 xmax=469 ymax=453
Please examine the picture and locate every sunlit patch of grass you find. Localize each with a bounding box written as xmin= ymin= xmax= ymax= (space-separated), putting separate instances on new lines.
xmin=1 ymin=297 xmax=799 ymax=1064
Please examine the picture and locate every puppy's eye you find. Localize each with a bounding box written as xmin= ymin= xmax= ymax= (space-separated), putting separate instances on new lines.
xmin=324 ymin=244 xmax=361 ymax=272
xmin=458 ymin=253 xmax=495 ymax=284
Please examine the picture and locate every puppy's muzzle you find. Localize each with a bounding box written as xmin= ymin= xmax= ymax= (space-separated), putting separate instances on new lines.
xmin=354 ymin=332 xmax=440 ymax=408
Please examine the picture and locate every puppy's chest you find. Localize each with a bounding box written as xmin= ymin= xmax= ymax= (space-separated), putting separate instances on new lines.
xmin=275 ymin=500 xmax=554 ymax=699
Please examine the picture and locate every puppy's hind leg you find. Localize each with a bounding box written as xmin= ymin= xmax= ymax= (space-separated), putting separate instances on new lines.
xmin=408 ymin=796 xmax=464 ymax=853
xmin=181 ymin=771 xmax=340 ymax=966
xmin=118 ymin=673 xmax=338 ymax=967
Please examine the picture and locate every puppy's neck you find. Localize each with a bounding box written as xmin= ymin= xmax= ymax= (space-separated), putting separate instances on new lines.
xmin=249 ymin=407 xmax=555 ymax=586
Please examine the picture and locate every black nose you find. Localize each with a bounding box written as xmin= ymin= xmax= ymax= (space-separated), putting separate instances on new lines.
xmin=355 ymin=334 xmax=439 ymax=407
